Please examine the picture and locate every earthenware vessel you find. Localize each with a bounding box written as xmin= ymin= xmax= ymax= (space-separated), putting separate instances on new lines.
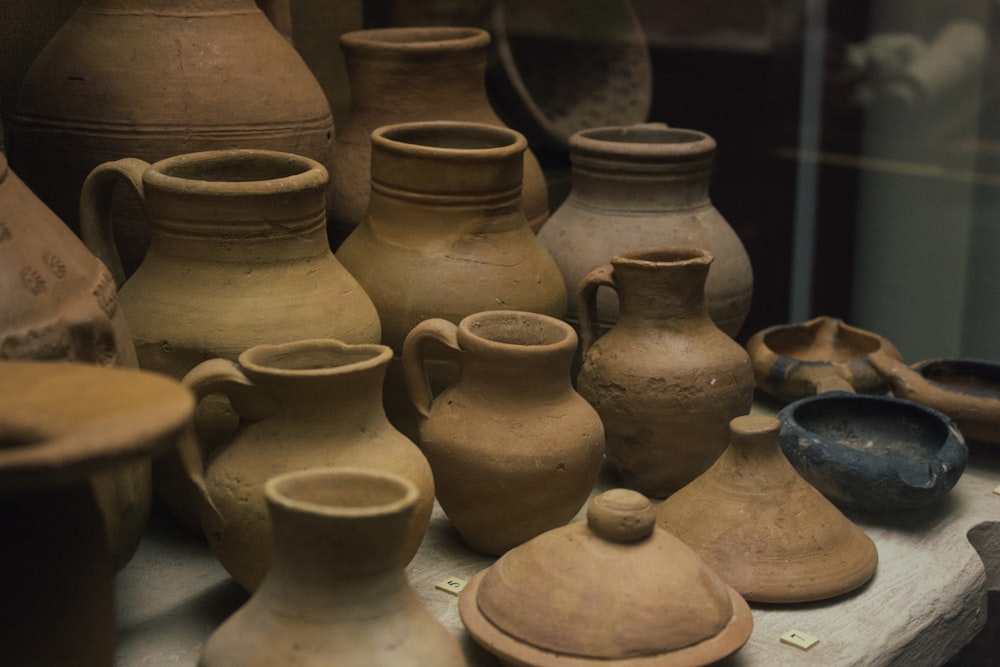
xmin=0 ymin=361 xmax=193 ymax=667
xmin=179 ymin=339 xmax=434 ymax=591
xmin=402 ymin=310 xmax=604 ymax=555
xmin=9 ymin=0 xmax=334 ymax=277
xmin=459 ymin=488 xmax=753 ymax=666
xmin=200 ymin=468 xmax=466 ymax=667
xmin=869 ymin=350 xmax=1000 ymax=445
xmin=0 ymin=151 xmax=152 ymax=570
xmin=576 ymin=247 xmax=754 ymax=498
xmin=658 ymin=415 xmax=879 ymax=603
xmin=337 ymin=121 xmax=565 ymax=435
xmin=537 ymin=124 xmax=753 ymax=336
xmin=778 ymin=392 xmax=967 ymax=511
xmin=329 ymin=26 xmax=549 ymax=242
xmin=79 ymin=149 xmax=381 ymax=529
xmin=746 ymin=316 xmax=902 ymax=402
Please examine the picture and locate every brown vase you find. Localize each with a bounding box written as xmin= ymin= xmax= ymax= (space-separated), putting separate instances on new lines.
xmin=0 ymin=150 xmax=155 ymax=570
xmin=402 ymin=310 xmax=604 ymax=555
xmin=537 ymin=124 xmax=753 ymax=337
xmin=459 ymin=488 xmax=753 ymax=666
xmin=329 ymin=26 xmax=549 ymax=243
xmin=336 ymin=121 xmax=566 ymax=435
xmin=178 ymin=339 xmax=434 ymax=592
xmin=79 ymin=148 xmax=380 ymax=530
xmin=576 ymin=247 xmax=755 ymax=499
xmin=200 ymin=467 xmax=466 ymax=667
xmin=657 ymin=415 xmax=879 ymax=603
xmin=0 ymin=361 xmax=193 ymax=667
xmin=8 ymin=0 xmax=335 ymax=278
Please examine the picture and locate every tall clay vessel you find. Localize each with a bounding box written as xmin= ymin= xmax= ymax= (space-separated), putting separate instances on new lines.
xmin=200 ymin=467 xmax=466 ymax=667
xmin=537 ymin=124 xmax=753 ymax=337
xmin=178 ymin=339 xmax=434 ymax=592
xmin=576 ymin=247 xmax=754 ymax=498
xmin=402 ymin=310 xmax=604 ymax=555
xmin=330 ymin=26 xmax=549 ymax=242
xmin=9 ymin=0 xmax=335 ymax=277
xmin=80 ymin=149 xmax=380 ymax=529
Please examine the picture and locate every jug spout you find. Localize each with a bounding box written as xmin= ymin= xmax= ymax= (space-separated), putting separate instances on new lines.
xmin=867 ymin=348 xmax=925 ymax=399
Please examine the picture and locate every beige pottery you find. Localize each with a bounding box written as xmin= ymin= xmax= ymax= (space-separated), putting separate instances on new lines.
xmin=402 ymin=310 xmax=604 ymax=555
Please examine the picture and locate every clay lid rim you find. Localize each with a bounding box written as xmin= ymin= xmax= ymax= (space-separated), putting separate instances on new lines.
xmin=460 ymin=570 xmax=754 ymax=666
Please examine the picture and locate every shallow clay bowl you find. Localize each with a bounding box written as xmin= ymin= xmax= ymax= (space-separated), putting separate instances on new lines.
xmin=778 ymin=392 xmax=967 ymax=512
xmin=747 ymin=316 xmax=902 ymax=403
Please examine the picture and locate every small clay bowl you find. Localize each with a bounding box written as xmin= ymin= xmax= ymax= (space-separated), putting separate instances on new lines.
xmin=778 ymin=392 xmax=967 ymax=512
xmin=747 ymin=316 xmax=902 ymax=403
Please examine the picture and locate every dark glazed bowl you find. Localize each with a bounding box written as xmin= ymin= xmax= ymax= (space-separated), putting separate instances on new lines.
xmin=778 ymin=392 xmax=967 ymax=512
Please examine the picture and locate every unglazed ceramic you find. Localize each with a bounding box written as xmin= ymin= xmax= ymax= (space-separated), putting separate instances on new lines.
xmin=9 ymin=0 xmax=334 ymax=277
xmin=0 ymin=361 xmax=193 ymax=667
xmin=537 ymin=124 xmax=752 ymax=336
xmin=657 ymin=415 xmax=879 ymax=603
xmin=329 ymin=26 xmax=548 ymax=241
xmin=179 ymin=339 xmax=434 ymax=591
xmin=576 ymin=247 xmax=754 ymax=498
xmin=746 ymin=316 xmax=902 ymax=402
xmin=200 ymin=468 xmax=466 ymax=667
xmin=459 ymin=488 xmax=753 ymax=666
xmin=402 ymin=310 xmax=604 ymax=555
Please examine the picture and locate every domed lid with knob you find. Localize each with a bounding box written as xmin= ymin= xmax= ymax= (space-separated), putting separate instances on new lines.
xmin=459 ymin=488 xmax=753 ymax=666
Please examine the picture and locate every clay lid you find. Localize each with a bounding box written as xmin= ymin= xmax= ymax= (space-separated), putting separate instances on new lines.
xmin=460 ymin=489 xmax=753 ymax=666
xmin=657 ymin=415 xmax=878 ymax=603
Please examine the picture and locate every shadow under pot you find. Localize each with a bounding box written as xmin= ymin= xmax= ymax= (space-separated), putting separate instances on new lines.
xmin=777 ymin=392 xmax=967 ymax=513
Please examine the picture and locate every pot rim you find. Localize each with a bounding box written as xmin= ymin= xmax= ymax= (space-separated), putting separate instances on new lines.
xmin=340 ymin=26 xmax=489 ymax=53
xmin=238 ymin=339 xmax=393 ymax=377
xmin=143 ymin=149 xmax=327 ymax=197
xmin=611 ymin=246 xmax=714 ymax=269
xmin=265 ymin=467 xmax=419 ymax=520
xmin=457 ymin=310 xmax=577 ymax=357
xmin=371 ymin=121 xmax=527 ymax=162
xmin=571 ymin=124 xmax=716 ymax=163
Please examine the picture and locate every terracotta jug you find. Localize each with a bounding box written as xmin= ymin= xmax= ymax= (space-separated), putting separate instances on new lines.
xmin=657 ymin=415 xmax=879 ymax=603
xmin=576 ymin=247 xmax=754 ymax=498
xmin=0 ymin=361 xmax=193 ymax=667
xmin=329 ymin=26 xmax=549 ymax=243
xmin=459 ymin=488 xmax=753 ymax=666
xmin=200 ymin=467 xmax=466 ymax=667
xmin=537 ymin=124 xmax=753 ymax=337
xmin=9 ymin=0 xmax=335 ymax=278
xmin=402 ymin=310 xmax=604 ymax=555
xmin=336 ymin=121 xmax=566 ymax=435
xmin=178 ymin=339 xmax=434 ymax=591
xmin=0 ymin=150 xmax=153 ymax=570
xmin=79 ymin=149 xmax=380 ymax=529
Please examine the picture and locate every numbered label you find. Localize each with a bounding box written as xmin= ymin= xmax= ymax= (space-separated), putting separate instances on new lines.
xmin=780 ymin=629 xmax=819 ymax=651
xmin=435 ymin=576 xmax=467 ymax=596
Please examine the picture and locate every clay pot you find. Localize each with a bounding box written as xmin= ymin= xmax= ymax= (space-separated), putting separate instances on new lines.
xmin=657 ymin=415 xmax=879 ymax=603
xmin=537 ymin=124 xmax=753 ymax=337
xmin=869 ymin=350 xmax=1000 ymax=445
xmin=576 ymin=247 xmax=754 ymax=499
xmin=336 ymin=121 xmax=566 ymax=435
xmin=0 ymin=361 xmax=193 ymax=667
xmin=402 ymin=310 xmax=604 ymax=555
xmin=746 ymin=316 xmax=902 ymax=402
xmin=9 ymin=0 xmax=335 ymax=278
xmin=78 ymin=149 xmax=381 ymax=529
xmin=0 ymin=151 xmax=154 ymax=570
xmin=178 ymin=339 xmax=434 ymax=591
xmin=778 ymin=392 xmax=967 ymax=512
xmin=200 ymin=467 xmax=465 ymax=667
xmin=459 ymin=488 xmax=753 ymax=666
xmin=329 ymin=26 xmax=549 ymax=242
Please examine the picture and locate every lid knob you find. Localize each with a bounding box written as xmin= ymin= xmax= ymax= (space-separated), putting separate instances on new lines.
xmin=586 ymin=488 xmax=656 ymax=542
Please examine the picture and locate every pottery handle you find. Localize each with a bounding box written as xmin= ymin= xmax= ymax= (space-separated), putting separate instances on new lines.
xmin=79 ymin=158 xmax=150 ymax=288
xmin=577 ymin=263 xmax=618 ymax=356
xmin=401 ymin=318 xmax=461 ymax=418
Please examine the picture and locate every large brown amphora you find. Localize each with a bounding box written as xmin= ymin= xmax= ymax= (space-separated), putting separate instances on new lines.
xmin=336 ymin=121 xmax=566 ymax=436
xmin=329 ymin=26 xmax=549 ymax=242
xmin=200 ymin=468 xmax=466 ymax=667
xmin=402 ymin=310 xmax=604 ymax=555
xmin=178 ymin=339 xmax=434 ymax=592
xmin=537 ymin=124 xmax=753 ymax=337
xmin=80 ymin=149 xmax=381 ymax=530
xmin=576 ymin=247 xmax=754 ymax=498
xmin=9 ymin=0 xmax=335 ymax=278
